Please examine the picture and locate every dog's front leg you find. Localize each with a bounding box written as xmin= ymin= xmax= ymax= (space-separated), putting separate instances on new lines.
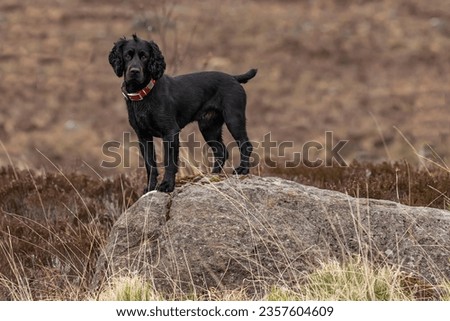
xmin=139 ymin=136 xmax=158 ymax=194
xmin=158 ymin=130 xmax=179 ymax=193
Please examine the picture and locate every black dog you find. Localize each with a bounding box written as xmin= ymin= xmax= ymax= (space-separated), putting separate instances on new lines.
xmin=109 ymin=34 xmax=257 ymax=193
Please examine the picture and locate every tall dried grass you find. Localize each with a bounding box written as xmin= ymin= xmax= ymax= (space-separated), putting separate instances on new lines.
xmin=0 ymin=160 xmax=448 ymax=300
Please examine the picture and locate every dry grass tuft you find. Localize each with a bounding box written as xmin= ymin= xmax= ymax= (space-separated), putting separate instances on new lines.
xmin=98 ymin=257 xmax=450 ymax=301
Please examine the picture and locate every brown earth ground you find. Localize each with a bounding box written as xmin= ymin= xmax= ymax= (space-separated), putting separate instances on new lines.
xmin=0 ymin=0 xmax=449 ymax=175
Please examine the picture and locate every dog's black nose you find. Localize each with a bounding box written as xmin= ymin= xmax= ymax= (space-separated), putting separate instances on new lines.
xmin=129 ymin=67 xmax=140 ymax=74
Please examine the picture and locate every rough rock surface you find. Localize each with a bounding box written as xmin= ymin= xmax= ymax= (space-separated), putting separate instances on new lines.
xmin=93 ymin=176 xmax=450 ymax=292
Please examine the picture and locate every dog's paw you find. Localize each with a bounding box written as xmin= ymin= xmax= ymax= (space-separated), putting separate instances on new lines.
xmin=233 ymin=166 xmax=250 ymax=175
xmin=157 ymin=180 xmax=175 ymax=193
xmin=211 ymin=166 xmax=223 ymax=174
xmin=143 ymin=184 xmax=157 ymax=195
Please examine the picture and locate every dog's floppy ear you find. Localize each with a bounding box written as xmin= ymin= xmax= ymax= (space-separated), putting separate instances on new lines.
xmin=147 ymin=41 xmax=166 ymax=80
xmin=108 ymin=38 xmax=126 ymax=77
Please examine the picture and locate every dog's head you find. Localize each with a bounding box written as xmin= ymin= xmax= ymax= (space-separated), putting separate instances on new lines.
xmin=108 ymin=34 xmax=166 ymax=89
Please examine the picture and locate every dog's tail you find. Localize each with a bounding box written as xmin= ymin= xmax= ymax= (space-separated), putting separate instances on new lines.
xmin=233 ymin=68 xmax=257 ymax=84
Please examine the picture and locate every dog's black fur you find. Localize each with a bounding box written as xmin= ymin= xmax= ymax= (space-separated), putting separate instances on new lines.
xmin=109 ymin=34 xmax=257 ymax=193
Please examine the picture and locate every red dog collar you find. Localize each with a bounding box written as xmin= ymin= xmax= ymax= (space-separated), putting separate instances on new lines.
xmin=122 ymin=79 xmax=156 ymax=101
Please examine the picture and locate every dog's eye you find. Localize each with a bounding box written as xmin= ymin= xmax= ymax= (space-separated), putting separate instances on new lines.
xmin=139 ymin=53 xmax=148 ymax=61
xmin=124 ymin=50 xmax=134 ymax=60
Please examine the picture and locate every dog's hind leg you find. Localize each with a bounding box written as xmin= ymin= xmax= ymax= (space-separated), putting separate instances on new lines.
xmin=223 ymin=94 xmax=253 ymax=175
xmin=198 ymin=111 xmax=228 ymax=173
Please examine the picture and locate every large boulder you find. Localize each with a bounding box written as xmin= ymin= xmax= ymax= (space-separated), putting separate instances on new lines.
xmin=93 ymin=176 xmax=450 ymax=293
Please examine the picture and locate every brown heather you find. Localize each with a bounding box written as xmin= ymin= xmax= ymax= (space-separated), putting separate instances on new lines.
xmin=266 ymin=161 xmax=449 ymax=210
xmin=0 ymin=166 xmax=141 ymax=300
xmin=0 ymin=162 xmax=448 ymax=300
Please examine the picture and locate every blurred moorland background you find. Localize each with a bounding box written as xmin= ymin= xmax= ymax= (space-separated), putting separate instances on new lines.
xmin=0 ymin=0 xmax=449 ymax=173
xmin=0 ymin=0 xmax=449 ymax=301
